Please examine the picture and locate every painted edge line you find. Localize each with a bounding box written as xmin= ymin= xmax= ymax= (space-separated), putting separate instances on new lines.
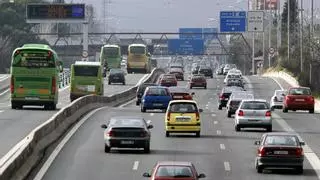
xmin=132 ymin=161 xmax=139 ymax=170
xmin=224 ymin=161 xmax=231 ymax=171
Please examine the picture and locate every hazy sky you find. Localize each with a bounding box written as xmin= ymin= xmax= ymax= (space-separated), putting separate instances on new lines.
xmin=67 ymin=0 xmax=319 ymax=32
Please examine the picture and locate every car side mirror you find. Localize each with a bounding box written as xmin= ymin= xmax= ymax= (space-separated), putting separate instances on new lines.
xmin=199 ymin=109 xmax=203 ymax=112
xmin=143 ymin=172 xmax=151 ymax=177
xmin=198 ymin=173 xmax=206 ymax=178
xmin=147 ymin=124 xmax=153 ymax=129
xmin=254 ymin=140 xmax=261 ymax=145
xmin=300 ymin=141 xmax=305 ymax=146
xmin=101 ymin=124 xmax=107 ymax=129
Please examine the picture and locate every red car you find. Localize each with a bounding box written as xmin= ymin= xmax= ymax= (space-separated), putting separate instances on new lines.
xmin=189 ymin=75 xmax=207 ymax=89
xmin=283 ymin=87 xmax=314 ymax=113
xmin=143 ymin=161 xmax=206 ymax=180
xmin=168 ymin=86 xmax=194 ymax=100
xmin=159 ymin=74 xmax=178 ymax=87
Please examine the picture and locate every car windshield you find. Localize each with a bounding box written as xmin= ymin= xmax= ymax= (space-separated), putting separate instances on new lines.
xmin=288 ymin=88 xmax=311 ymax=95
xmin=110 ymin=69 xmax=123 ymax=74
xmin=227 ymin=74 xmax=241 ymax=79
xmin=74 ymin=66 xmax=99 ymax=77
xmin=264 ymin=135 xmax=298 ymax=146
xmin=146 ymin=88 xmax=169 ymax=96
xmin=169 ymin=103 xmax=197 ymax=113
xmin=156 ymin=166 xmax=193 ymax=178
xmin=241 ymin=101 xmax=269 ymax=110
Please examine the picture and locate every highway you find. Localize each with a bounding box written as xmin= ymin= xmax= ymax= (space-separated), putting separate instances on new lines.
xmin=38 ymin=74 xmax=319 ymax=180
xmin=0 ymin=73 xmax=146 ymax=159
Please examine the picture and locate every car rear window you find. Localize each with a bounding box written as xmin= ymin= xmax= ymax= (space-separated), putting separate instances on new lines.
xmin=241 ymin=101 xmax=269 ymax=110
xmin=230 ymin=100 xmax=241 ymax=106
xmin=156 ymin=166 xmax=193 ymax=177
xmin=264 ymin=135 xmax=298 ymax=146
xmin=289 ymin=88 xmax=311 ymax=95
xmin=146 ymin=88 xmax=169 ymax=96
xmin=169 ymin=103 xmax=198 ymax=113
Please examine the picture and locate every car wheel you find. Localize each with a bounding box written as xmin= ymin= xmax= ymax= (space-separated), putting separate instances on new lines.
xmin=190 ymin=86 xmax=192 ymax=89
xmin=204 ymin=85 xmax=207 ymax=89
xmin=144 ymin=143 xmax=150 ymax=153
xmin=211 ymin=75 xmax=213 ymax=78
xmin=122 ymin=81 xmax=126 ymax=85
xmin=218 ymin=105 xmax=222 ymax=110
xmin=256 ymin=165 xmax=263 ymax=173
xmin=108 ymin=81 xmax=111 ymax=85
xmin=141 ymin=106 xmax=146 ymax=112
xmin=270 ymin=106 xmax=274 ymax=111
xmin=104 ymin=145 xmax=111 ymax=153
xmin=165 ymin=131 xmax=170 ymax=137
xmin=227 ymin=111 xmax=231 ymax=118
xmin=195 ymin=132 xmax=200 ymax=137
xmin=11 ymin=102 xmax=18 ymax=109
xmin=309 ymin=109 xmax=314 ymax=113
xmin=266 ymin=126 xmax=272 ymax=132
xmin=235 ymin=125 xmax=241 ymax=132
xmin=283 ymin=107 xmax=288 ymax=113
xmin=296 ymin=166 xmax=303 ymax=174
xmin=136 ymin=101 xmax=140 ymax=106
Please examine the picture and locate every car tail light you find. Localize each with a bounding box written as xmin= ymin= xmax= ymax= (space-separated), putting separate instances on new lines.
xmin=307 ymin=96 xmax=314 ymax=103
xmin=265 ymin=111 xmax=271 ymax=117
xmin=14 ymin=50 xmax=20 ymax=57
xmin=257 ymin=147 xmax=266 ymax=157
xmin=47 ymin=50 xmax=53 ymax=58
xmin=196 ymin=112 xmax=200 ymax=121
xmin=183 ymin=95 xmax=192 ymax=100
xmin=51 ymin=77 xmax=56 ymax=95
xmin=167 ymin=112 xmax=170 ymax=121
xmin=219 ymin=94 xmax=225 ymax=100
xmin=140 ymin=131 xmax=148 ymax=137
xmin=107 ymin=130 xmax=114 ymax=137
xmin=238 ymin=110 xmax=244 ymax=116
xmin=10 ymin=75 xmax=14 ymax=93
xmin=295 ymin=147 xmax=304 ymax=157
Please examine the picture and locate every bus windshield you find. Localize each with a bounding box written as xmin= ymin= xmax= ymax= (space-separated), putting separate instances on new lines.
xmin=12 ymin=51 xmax=55 ymax=68
xmin=103 ymin=47 xmax=120 ymax=57
xmin=74 ymin=66 xmax=99 ymax=77
xmin=130 ymin=46 xmax=146 ymax=55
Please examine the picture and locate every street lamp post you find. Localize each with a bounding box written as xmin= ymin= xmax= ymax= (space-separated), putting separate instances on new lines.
xmin=287 ymin=0 xmax=290 ymax=61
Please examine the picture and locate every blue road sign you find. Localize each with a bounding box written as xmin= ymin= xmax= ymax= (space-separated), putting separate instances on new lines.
xmin=220 ymin=11 xmax=246 ymax=32
xmin=179 ymin=28 xmax=203 ymax=39
xmin=167 ymin=39 xmax=204 ymax=55
xmin=203 ymin=28 xmax=218 ymax=41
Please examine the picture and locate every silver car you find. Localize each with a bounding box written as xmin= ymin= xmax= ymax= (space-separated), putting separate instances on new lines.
xmin=226 ymin=92 xmax=254 ymax=117
xmin=270 ymin=90 xmax=286 ymax=110
xmin=234 ymin=99 xmax=272 ymax=132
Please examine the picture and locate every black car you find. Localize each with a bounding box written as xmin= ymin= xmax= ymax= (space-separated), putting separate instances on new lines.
xmin=254 ymin=132 xmax=305 ymax=174
xmin=136 ymin=83 xmax=158 ymax=105
xmin=101 ymin=116 xmax=153 ymax=153
xmin=217 ymin=86 xmax=244 ymax=110
xmin=169 ymin=67 xmax=184 ymax=81
xmin=198 ymin=66 xmax=213 ymax=78
xmin=108 ymin=68 xmax=125 ymax=85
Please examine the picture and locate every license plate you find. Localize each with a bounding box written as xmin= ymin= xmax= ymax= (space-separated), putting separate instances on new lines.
xmin=25 ymin=97 xmax=39 ymax=100
xmin=174 ymin=96 xmax=183 ymax=99
xmin=153 ymin=103 xmax=162 ymax=106
xmin=120 ymin=140 xmax=134 ymax=145
xmin=295 ymin=99 xmax=305 ymax=101
xmin=274 ymin=151 xmax=288 ymax=155
xmin=176 ymin=118 xmax=191 ymax=122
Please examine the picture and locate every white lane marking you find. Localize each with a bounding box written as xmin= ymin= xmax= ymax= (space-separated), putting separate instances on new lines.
xmin=119 ymin=98 xmax=136 ymax=108
xmin=224 ymin=161 xmax=231 ymax=171
xmin=150 ymin=113 xmax=154 ymax=116
xmin=220 ymin=144 xmax=225 ymax=150
xmin=269 ymin=77 xmax=284 ymax=90
xmin=217 ymin=85 xmax=220 ymax=88
xmin=59 ymin=85 xmax=70 ymax=92
xmin=0 ymin=75 xmax=9 ymax=81
xmin=273 ymin=113 xmax=320 ymax=178
xmin=205 ymin=106 xmax=209 ymax=109
xmin=0 ymin=89 xmax=9 ymax=96
xmin=205 ymin=104 xmax=209 ymax=107
xmin=216 ymin=130 xmax=221 ymax=135
xmin=242 ymin=76 xmax=253 ymax=89
xmin=214 ymin=121 xmax=218 ymax=124
xmin=33 ymin=105 xmax=109 ymax=180
xmin=211 ymin=114 xmax=216 ymax=117
xmin=132 ymin=161 xmax=139 ymax=170
xmin=135 ymin=74 xmax=150 ymax=86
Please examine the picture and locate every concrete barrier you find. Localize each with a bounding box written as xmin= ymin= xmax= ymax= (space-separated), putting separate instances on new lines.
xmin=0 ymin=68 xmax=165 ymax=180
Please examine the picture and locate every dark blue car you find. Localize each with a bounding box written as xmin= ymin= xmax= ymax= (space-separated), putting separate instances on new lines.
xmin=141 ymin=86 xmax=172 ymax=112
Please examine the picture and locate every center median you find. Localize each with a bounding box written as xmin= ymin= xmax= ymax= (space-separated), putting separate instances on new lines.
xmin=0 ymin=68 xmax=165 ymax=180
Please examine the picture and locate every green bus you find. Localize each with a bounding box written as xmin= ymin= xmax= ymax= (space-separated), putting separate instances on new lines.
xmin=10 ymin=44 xmax=63 ymax=110
xmin=70 ymin=61 xmax=104 ymax=102
xmin=100 ymin=44 xmax=122 ymax=72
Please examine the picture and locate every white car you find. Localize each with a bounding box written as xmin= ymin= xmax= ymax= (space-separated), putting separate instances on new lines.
xmin=234 ymin=99 xmax=272 ymax=132
xmin=270 ymin=90 xmax=286 ymax=110
xmin=224 ymin=74 xmax=242 ymax=84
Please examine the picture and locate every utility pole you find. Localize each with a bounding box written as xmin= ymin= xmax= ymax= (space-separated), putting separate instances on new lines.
xmin=252 ymin=32 xmax=255 ymax=75
xmin=268 ymin=0 xmax=272 ymax=68
xmin=262 ymin=0 xmax=266 ymax=67
xmin=299 ymin=0 xmax=303 ymax=72
xmin=287 ymin=0 xmax=290 ymax=61
xmin=277 ymin=0 xmax=281 ymax=49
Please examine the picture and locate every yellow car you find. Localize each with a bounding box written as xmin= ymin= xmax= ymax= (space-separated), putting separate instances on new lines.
xmin=165 ymin=100 xmax=203 ymax=137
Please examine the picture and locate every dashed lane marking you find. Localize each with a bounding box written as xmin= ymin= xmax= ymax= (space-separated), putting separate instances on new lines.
xmin=224 ymin=161 xmax=231 ymax=171
xmin=220 ymin=144 xmax=226 ymax=150
xmin=150 ymin=113 xmax=154 ymax=116
xmin=216 ymin=130 xmax=221 ymax=135
xmin=214 ymin=121 xmax=218 ymax=124
xmin=211 ymin=114 xmax=216 ymax=117
xmin=132 ymin=161 xmax=139 ymax=170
